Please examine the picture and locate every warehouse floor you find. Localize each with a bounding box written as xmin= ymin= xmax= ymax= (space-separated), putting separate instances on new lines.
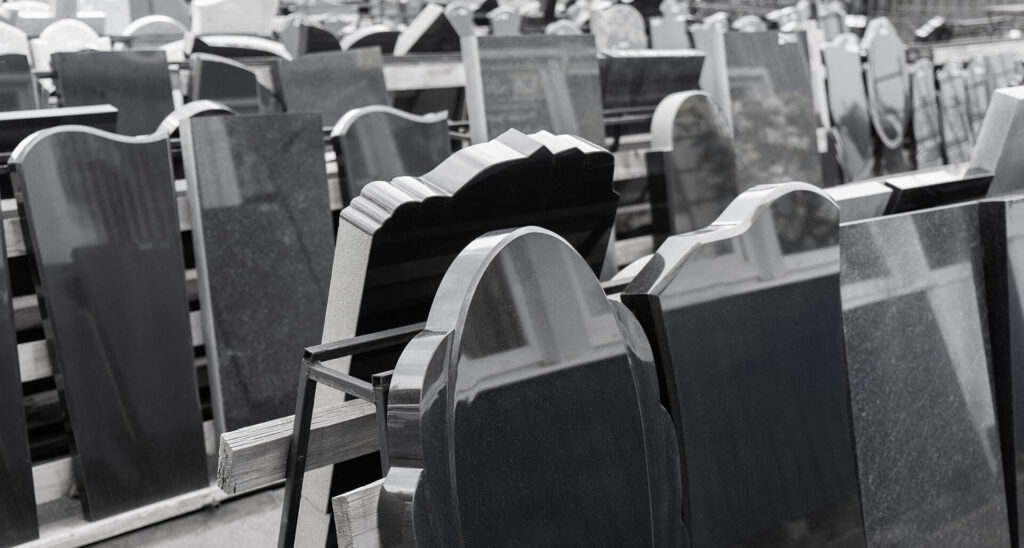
xmin=91 ymin=488 xmax=283 ymax=547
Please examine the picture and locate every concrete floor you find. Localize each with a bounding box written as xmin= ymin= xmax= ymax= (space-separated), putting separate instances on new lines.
xmin=91 ymin=488 xmax=284 ymax=547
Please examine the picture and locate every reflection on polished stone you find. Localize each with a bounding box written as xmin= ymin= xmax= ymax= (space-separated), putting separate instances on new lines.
xmin=9 ymin=127 xmax=208 ymax=520
xmin=971 ymin=87 xmax=1024 ymax=197
xmin=0 ymin=199 xmax=36 ymax=545
xmin=937 ymin=62 xmax=974 ymax=164
xmin=190 ymin=52 xmax=276 ymax=115
xmin=181 ymin=113 xmax=334 ymax=432
xmin=883 ymin=163 xmax=992 ymax=214
xmin=840 ymin=203 xmax=1011 ymax=545
xmin=965 ymin=57 xmax=991 ymax=139
xmin=648 ymin=91 xmax=736 ymax=242
xmin=862 ymin=17 xmax=909 ymax=151
xmin=379 ymin=227 xmax=684 ymax=546
xmin=274 ymin=48 xmax=388 ymax=126
xmin=980 ymin=195 xmax=1024 ymax=545
xmin=598 ymin=49 xmax=703 ymax=111
xmin=624 ymin=183 xmax=864 ymax=547
xmin=589 ymin=4 xmax=647 ymax=51
xmin=725 ymin=30 xmax=822 ymax=188
xmin=53 ymin=50 xmax=175 ymax=135
xmin=462 ymin=35 xmax=604 ymax=145
xmin=910 ymin=58 xmax=943 ymax=168
xmin=330 ymin=105 xmax=451 ymax=204
xmin=690 ymin=26 xmax=731 ymax=127
xmin=0 ymin=54 xmax=36 ymax=112
xmin=822 ymin=33 xmax=874 ymax=181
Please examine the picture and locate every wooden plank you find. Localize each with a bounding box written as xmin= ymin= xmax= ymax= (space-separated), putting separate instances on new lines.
xmin=217 ymin=399 xmax=378 ymax=495
xmin=333 ymin=480 xmax=383 ymax=548
xmin=18 ymin=310 xmax=205 ymax=383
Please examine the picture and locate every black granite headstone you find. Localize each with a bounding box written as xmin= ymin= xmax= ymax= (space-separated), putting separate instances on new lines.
xmin=181 ymin=113 xmax=334 ymax=432
xmin=822 ymin=33 xmax=874 ymax=182
xmin=0 ymin=54 xmax=37 ymax=112
xmin=623 ymin=183 xmax=865 ymax=547
xmin=598 ymin=50 xmax=704 ymax=111
xmin=330 ymin=105 xmax=451 ymax=205
xmin=53 ymin=50 xmax=174 ymax=135
xmin=190 ymin=52 xmax=275 ymax=115
xmin=188 ymin=35 xmax=292 ymax=60
xmin=882 ymin=164 xmax=992 ymax=214
xmin=0 ymin=197 xmax=37 ymax=546
xmin=724 ymin=30 xmax=822 ymax=188
xmin=392 ymin=3 xmax=460 ymax=55
xmin=380 ymin=226 xmax=684 ymax=546
xmin=274 ymin=48 xmax=388 ymax=127
xmin=647 ymin=91 xmax=736 ymax=242
xmin=862 ymin=18 xmax=908 ymax=152
xmin=462 ymin=35 xmax=605 ymax=145
xmin=910 ymin=58 xmax=943 ymax=169
xmin=840 ymin=202 xmax=1011 ymax=545
xmin=278 ymin=20 xmax=341 ymax=58
xmin=10 ymin=126 xmax=208 ymax=520
xmin=971 ymin=86 xmax=1024 ymax=197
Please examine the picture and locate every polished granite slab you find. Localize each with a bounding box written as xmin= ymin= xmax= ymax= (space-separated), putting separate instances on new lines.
xmin=589 ymin=4 xmax=647 ymax=51
xmin=278 ymin=20 xmax=341 ymax=58
xmin=0 ymin=204 xmax=36 ymax=545
xmin=623 ymin=183 xmax=864 ymax=547
xmin=690 ymin=26 xmax=731 ymax=128
xmin=825 ymin=180 xmax=892 ymax=222
xmin=971 ymin=87 xmax=1024 ymax=197
xmin=724 ymin=30 xmax=821 ymax=188
xmin=910 ymin=58 xmax=944 ymax=169
xmin=52 ymin=50 xmax=174 ymax=136
xmin=862 ymin=18 xmax=908 ymax=151
xmin=648 ymin=91 xmax=736 ymax=243
xmin=181 ymin=113 xmax=334 ymax=433
xmin=190 ymin=52 xmax=276 ymax=115
xmin=980 ymin=195 xmax=1024 ymax=546
xmin=0 ymin=54 xmax=36 ymax=112
xmin=188 ymin=35 xmax=291 ymax=60
xmin=965 ymin=57 xmax=991 ymax=139
xmin=274 ymin=48 xmax=388 ymax=126
xmin=598 ymin=50 xmax=703 ymax=111
xmin=462 ymin=35 xmax=604 ymax=145
xmin=393 ymin=3 xmax=460 ymax=55
xmin=840 ymin=203 xmax=1011 ymax=545
xmin=882 ymin=163 xmax=992 ymax=214
xmin=330 ymin=105 xmax=451 ymax=204
xmin=822 ymin=33 xmax=874 ymax=182
xmin=937 ymin=62 xmax=974 ymax=164
xmin=10 ymin=127 xmax=208 ymax=520
xmin=380 ymin=227 xmax=684 ymax=546
xmin=649 ymin=12 xmax=691 ymax=49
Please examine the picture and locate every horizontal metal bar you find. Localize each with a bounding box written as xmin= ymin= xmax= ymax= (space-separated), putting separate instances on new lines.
xmin=303 ymin=322 xmax=425 ymax=363
xmin=306 ymin=362 xmax=376 ymax=402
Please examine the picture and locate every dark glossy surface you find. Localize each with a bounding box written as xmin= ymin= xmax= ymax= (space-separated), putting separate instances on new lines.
xmin=648 ymin=91 xmax=736 ymax=242
xmin=965 ymin=57 xmax=991 ymax=139
xmin=598 ymin=50 xmax=703 ymax=111
xmin=980 ymin=196 xmax=1024 ymax=546
xmin=937 ymin=60 xmax=975 ymax=164
xmin=840 ymin=203 xmax=1011 ymax=545
xmin=910 ymin=58 xmax=944 ymax=168
xmin=278 ymin=21 xmax=341 ymax=57
xmin=0 ymin=54 xmax=36 ymax=112
xmin=972 ymin=87 xmax=1024 ymax=197
xmin=274 ymin=48 xmax=388 ymax=126
xmin=392 ymin=4 xmax=460 ymax=55
xmin=462 ymin=35 xmax=604 ymax=144
xmin=0 ymin=193 xmax=36 ymax=545
xmin=725 ymin=30 xmax=821 ymax=188
xmin=589 ymin=4 xmax=647 ymax=51
xmin=182 ymin=113 xmax=333 ymax=432
xmin=822 ymin=34 xmax=873 ymax=182
xmin=190 ymin=52 xmax=275 ymax=115
xmin=883 ymin=163 xmax=992 ymax=214
xmin=862 ymin=18 xmax=908 ymax=150
xmin=330 ymin=105 xmax=451 ymax=204
xmin=380 ymin=227 xmax=684 ymax=546
xmin=10 ymin=127 xmax=208 ymax=520
xmin=53 ymin=50 xmax=174 ymax=135
xmin=624 ymin=183 xmax=864 ymax=547
xmin=340 ymin=27 xmax=400 ymax=54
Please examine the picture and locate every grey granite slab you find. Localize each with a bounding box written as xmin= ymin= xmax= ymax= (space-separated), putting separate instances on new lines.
xmin=724 ymin=30 xmax=821 ymax=188
xmin=52 ymin=50 xmax=174 ymax=136
xmin=274 ymin=47 xmax=388 ymax=126
xmin=589 ymin=4 xmax=647 ymax=51
xmin=624 ymin=183 xmax=864 ymax=547
xmin=0 ymin=190 xmax=36 ymax=545
xmin=462 ymin=35 xmax=605 ymax=145
xmin=910 ymin=58 xmax=944 ymax=169
xmin=971 ymin=87 xmax=1024 ymax=197
xmin=822 ymin=33 xmax=874 ymax=182
xmin=330 ymin=105 xmax=451 ymax=204
xmin=937 ymin=61 xmax=974 ymax=164
xmin=0 ymin=54 xmax=37 ymax=112
xmin=380 ymin=226 xmax=684 ymax=546
xmin=10 ymin=127 xmax=208 ymax=520
xmin=598 ymin=49 xmax=703 ymax=111
xmin=190 ymin=52 xmax=276 ymax=115
xmin=862 ymin=17 xmax=908 ymax=151
xmin=647 ymin=90 xmax=736 ymax=242
xmin=181 ymin=112 xmax=334 ymax=433
xmin=840 ymin=202 xmax=1011 ymax=545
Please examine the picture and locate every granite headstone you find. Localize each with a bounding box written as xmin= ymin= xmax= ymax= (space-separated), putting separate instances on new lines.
xmin=862 ymin=17 xmax=908 ymax=151
xmin=938 ymin=61 xmax=974 ymax=164
xmin=274 ymin=48 xmax=388 ymax=126
xmin=589 ymin=4 xmax=647 ymax=51
xmin=965 ymin=56 xmax=992 ymax=139
xmin=392 ymin=3 xmax=460 ymax=55
xmin=970 ymin=86 xmax=1024 ymax=197
xmin=190 ymin=52 xmax=275 ymax=115
xmin=822 ymin=33 xmax=874 ymax=181
xmin=910 ymin=58 xmax=943 ymax=168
